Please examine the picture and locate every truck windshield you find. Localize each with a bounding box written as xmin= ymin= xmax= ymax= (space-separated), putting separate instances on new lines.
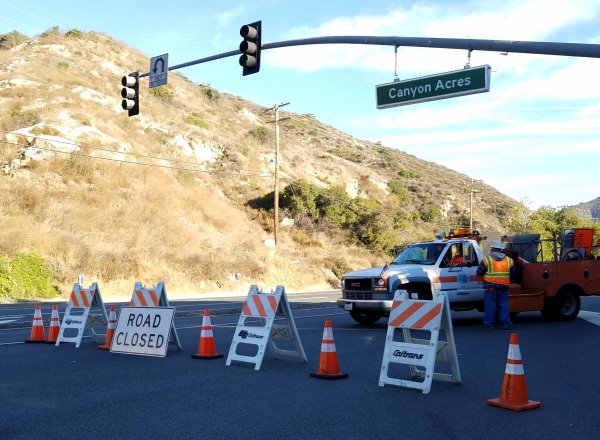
xmin=392 ymin=242 xmax=447 ymax=265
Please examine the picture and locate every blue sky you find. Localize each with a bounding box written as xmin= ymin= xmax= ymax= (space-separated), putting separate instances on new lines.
xmin=2 ymin=0 xmax=599 ymax=209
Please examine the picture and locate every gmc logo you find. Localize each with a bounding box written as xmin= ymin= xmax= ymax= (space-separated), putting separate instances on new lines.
xmin=350 ymin=282 xmax=361 ymax=288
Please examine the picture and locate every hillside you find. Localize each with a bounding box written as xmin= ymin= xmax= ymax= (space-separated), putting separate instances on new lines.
xmin=0 ymin=28 xmax=518 ymax=299
xmin=573 ymin=197 xmax=600 ymax=220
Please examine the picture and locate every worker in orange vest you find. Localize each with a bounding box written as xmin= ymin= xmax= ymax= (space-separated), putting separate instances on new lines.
xmin=476 ymin=240 xmax=514 ymax=330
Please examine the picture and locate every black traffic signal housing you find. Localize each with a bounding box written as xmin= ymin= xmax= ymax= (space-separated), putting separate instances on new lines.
xmin=121 ymin=71 xmax=139 ymax=117
xmin=239 ymin=21 xmax=261 ymax=76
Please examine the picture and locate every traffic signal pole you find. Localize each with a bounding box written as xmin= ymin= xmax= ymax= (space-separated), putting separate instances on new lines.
xmin=137 ymin=35 xmax=600 ymax=79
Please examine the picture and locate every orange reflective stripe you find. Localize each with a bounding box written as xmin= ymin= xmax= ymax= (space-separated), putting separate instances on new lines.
xmin=389 ymin=301 xmax=423 ymax=327
xmin=81 ymin=290 xmax=92 ymax=307
xmin=412 ymin=303 xmax=442 ymax=328
xmin=253 ymin=295 xmax=267 ymax=317
xmin=148 ymin=290 xmax=159 ymax=306
xmin=137 ymin=290 xmax=148 ymax=306
xmin=268 ymin=295 xmax=278 ymax=311
xmin=70 ymin=291 xmax=79 ymax=307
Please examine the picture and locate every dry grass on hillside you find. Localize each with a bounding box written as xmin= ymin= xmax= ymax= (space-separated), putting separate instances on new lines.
xmin=0 ymin=29 xmax=518 ymax=299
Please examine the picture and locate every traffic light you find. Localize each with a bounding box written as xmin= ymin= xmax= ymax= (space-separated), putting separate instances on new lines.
xmin=121 ymin=71 xmax=139 ymax=117
xmin=239 ymin=21 xmax=261 ymax=76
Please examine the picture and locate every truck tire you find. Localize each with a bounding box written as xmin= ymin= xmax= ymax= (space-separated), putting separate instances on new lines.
xmin=349 ymin=308 xmax=383 ymax=325
xmin=542 ymin=289 xmax=581 ymax=321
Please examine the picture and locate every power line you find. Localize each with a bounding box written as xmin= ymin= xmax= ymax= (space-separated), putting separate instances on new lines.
xmin=0 ymin=139 xmax=274 ymax=178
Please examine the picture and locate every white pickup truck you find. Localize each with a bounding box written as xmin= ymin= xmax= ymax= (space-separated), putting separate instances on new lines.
xmin=337 ymin=230 xmax=485 ymax=324
xmin=337 ymin=227 xmax=600 ymax=325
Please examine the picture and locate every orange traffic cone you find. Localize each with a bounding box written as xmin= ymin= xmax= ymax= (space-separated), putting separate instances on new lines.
xmin=487 ymin=332 xmax=541 ymax=411
xmin=310 ymin=318 xmax=348 ymax=380
xmin=191 ymin=309 xmax=223 ymax=359
xmin=25 ymin=303 xmax=46 ymax=343
xmin=98 ymin=305 xmax=117 ymax=350
xmin=45 ymin=304 xmax=61 ymax=344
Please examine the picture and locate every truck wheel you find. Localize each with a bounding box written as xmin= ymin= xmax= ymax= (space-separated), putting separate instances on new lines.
xmin=349 ymin=309 xmax=382 ymax=325
xmin=554 ymin=290 xmax=581 ymax=321
xmin=542 ymin=290 xmax=580 ymax=321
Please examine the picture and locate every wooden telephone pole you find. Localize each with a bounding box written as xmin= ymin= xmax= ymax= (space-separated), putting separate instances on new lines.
xmin=268 ymin=102 xmax=290 ymax=246
xmin=469 ymin=178 xmax=481 ymax=229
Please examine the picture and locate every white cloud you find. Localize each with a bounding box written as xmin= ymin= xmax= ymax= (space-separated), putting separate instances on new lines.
xmin=216 ymin=6 xmax=245 ymax=27
xmin=265 ymin=0 xmax=600 ymax=74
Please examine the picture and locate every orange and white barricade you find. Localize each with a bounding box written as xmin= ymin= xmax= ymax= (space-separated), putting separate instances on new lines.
xmin=55 ymin=282 xmax=108 ymax=348
xmin=127 ymin=281 xmax=182 ymax=351
xmin=226 ymin=285 xmax=306 ymax=370
xmin=379 ymin=290 xmax=461 ymax=394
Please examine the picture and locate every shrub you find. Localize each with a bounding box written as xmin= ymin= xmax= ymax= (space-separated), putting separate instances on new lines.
xmin=254 ymin=126 xmax=268 ymax=144
xmin=325 ymin=256 xmax=353 ymax=278
xmin=419 ymin=203 xmax=443 ymax=222
xmin=10 ymin=108 xmax=40 ymax=127
xmin=198 ymin=83 xmax=220 ymax=101
xmin=65 ymin=29 xmax=84 ymax=38
xmin=185 ymin=112 xmax=208 ymax=129
xmin=0 ymin=31 xmax=29 ymax=49
xmin=397 ymin=167 xmax=418 ymax=179
xmin=31 ymin=125 xmax=61 ymax=136
xmin=0 ymin=252 xmax=60 ymax=301
xmin=387 ymin=179 xmax=407 ymax=201
xmin=149 ymin=85 xmax=175 ymax=101
xmin=330 ymin=147 xmax=362 ymax=163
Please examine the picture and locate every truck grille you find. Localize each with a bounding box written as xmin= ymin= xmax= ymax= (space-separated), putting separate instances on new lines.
xmin=343 ymin=278 xmax=373 ymax=300
xmin=344 ymin=278 xmax=372 ymax=291
xmin=344 ymin=292 xmax=373 ymax=300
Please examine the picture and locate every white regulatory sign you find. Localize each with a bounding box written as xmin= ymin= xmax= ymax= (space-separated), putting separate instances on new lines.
xmin=149 ymin=53 xmax=168 ymax=88
xmin=110 ymin=306 xmax=175 ymax=357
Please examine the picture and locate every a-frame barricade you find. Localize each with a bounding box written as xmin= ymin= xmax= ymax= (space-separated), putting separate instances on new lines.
xmin=128 ymin=281 xmax=182 ymax=351
xmin=226 ymin=285 xmax=307 ymax=370
xmin=378 ymin=290 xmax=461 ymax=394
xmin=55 ymin=282 xmax=108 ymax=348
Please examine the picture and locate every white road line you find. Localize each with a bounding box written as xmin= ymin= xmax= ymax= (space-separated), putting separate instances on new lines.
xmin=579 ymin=311 xmax=600 ymax=326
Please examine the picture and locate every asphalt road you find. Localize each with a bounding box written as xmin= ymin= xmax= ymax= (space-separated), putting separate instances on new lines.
xmin=1 ymin=294 xmax=600 ymax=439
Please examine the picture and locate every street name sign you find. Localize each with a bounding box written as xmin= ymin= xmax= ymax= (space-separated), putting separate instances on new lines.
xmin=376 ymin=65 xmax=491 ymax=109
xmin=110 ymin=306 xmax=175 ymax=357
xmin=149 ymin=53 xmax=169 ymax=88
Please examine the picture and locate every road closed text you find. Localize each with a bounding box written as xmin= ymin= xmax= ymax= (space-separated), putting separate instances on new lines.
xmin=115 ymin=313 xmax=165 ymax=347
xmin=111 ymin=307 xmax=175 ymax=357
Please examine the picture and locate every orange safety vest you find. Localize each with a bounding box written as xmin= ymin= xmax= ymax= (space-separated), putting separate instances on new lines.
xmin=483 ymin=256 xmax=513 ymax=286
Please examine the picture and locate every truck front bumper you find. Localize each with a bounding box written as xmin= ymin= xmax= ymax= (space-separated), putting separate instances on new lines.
xmin=336 ymin=298 xmax=394 ymax=312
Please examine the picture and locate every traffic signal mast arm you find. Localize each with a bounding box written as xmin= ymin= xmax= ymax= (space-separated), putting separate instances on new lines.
xmin=136 ymin=34 xmax=600 ymax=79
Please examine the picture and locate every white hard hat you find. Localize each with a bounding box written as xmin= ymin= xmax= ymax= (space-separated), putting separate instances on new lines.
xmin=490 ymin=240 xmax=505 ymax=250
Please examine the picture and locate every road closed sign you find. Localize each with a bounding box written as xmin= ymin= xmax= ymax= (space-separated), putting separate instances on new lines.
xmin=110 ymin=307 xmax=175 ymax=357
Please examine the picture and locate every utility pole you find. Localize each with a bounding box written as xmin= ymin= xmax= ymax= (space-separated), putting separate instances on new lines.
xmin=268 ymin=102 xmax=290 ymax=245
xmin=468 ymin=178 xmax=481 ymax=229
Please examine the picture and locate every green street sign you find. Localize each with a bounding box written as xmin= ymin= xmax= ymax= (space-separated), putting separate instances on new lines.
xmin=376 ymin=65 xmax=491 ymax=109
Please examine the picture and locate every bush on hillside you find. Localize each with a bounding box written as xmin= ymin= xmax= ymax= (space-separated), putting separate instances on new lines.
xmin=0 ymin=252 xmax=60 ymax=301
